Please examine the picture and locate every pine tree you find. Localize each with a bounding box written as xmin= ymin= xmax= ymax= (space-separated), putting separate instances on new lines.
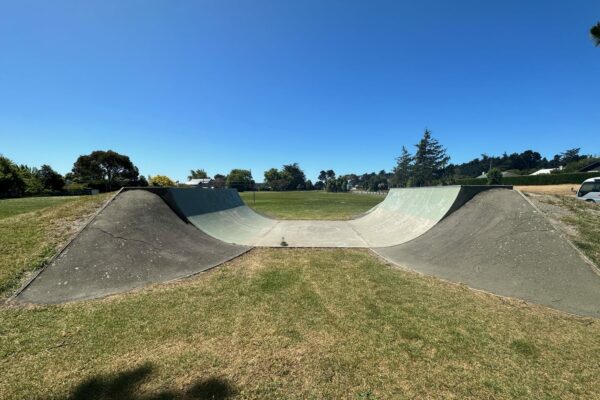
xmin=391 ymin=146 xmax=413 ymax=187
xmin=591 ymin=22 xmax=600 ymax=46
xmin=411 ymin=129 xmax=450 ymax=187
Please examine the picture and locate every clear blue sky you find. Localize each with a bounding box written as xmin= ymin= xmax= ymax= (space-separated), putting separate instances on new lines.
xmin=1 ymin=1 xmax=598 ymax=182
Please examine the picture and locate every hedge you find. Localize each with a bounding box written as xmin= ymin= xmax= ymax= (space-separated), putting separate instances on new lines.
xmin=456 ymin=172 xmax=600 ymax=186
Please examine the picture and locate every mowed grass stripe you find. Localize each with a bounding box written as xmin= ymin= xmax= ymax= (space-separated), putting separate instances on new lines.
xmin=0 ymin=196 xmax=78 ymax=220
xmin=239 ymin=191 xmax=384 ymax=220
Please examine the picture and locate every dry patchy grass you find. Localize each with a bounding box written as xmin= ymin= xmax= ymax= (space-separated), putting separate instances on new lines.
xmin=2 ymin=248 xmax=600 ymax=399
xmin=0 ymin=193 xmax=112 ymax=298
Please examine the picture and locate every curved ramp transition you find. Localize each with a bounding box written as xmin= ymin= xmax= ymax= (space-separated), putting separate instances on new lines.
xmin=165 ymin=186 xmax=493 ymax=247
xmin=374 ymin=189 xmax=600 ymax=317
xmin=15 ymin=190 xmax=249 ymax=303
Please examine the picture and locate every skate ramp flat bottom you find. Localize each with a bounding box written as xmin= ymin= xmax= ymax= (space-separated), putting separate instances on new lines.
xmin=15 ymin=190 xmax=249 ymax=304
xmin=374 ymin=189 xmax=600 ymax=318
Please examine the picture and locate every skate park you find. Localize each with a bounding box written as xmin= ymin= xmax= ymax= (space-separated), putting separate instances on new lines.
xmin=13 ymin=185 xmax=600 ymax=318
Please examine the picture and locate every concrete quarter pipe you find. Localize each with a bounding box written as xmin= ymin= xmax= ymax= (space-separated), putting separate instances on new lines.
xmin=12 ymin=186 xmax=600 ymax=317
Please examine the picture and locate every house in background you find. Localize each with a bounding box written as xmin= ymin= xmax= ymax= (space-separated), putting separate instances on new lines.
xmin=530 ymin=166 xmax=563 ymax=175
xmin=183 ymin=178 xmax=212 ymax=188
xmin=578 ymin=161 xmax=600 ymax=173
xmin=478 ymin=171 xmax=520 ymax=178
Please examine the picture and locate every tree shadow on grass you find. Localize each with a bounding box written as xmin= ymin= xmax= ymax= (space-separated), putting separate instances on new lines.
xmin=59 ymin=363 xmax=235 ymax=400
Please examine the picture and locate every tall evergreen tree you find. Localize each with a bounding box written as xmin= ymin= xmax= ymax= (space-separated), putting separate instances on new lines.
xmin=411 ymin=130 xmax=450 ymax=187
xmin=391 ymin=146 xmax=413 ymax=188
xmin=591 ymin=22 xmax=600 ymax=46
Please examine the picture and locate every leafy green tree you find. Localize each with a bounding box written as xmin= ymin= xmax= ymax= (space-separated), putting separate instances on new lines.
xmin=264 ymin=168 xmax=281 ymax=183
xmin=226 ymin=169 xmax=253 ymax=191
xmin=38 ymin=164 xmax=65 ymax=191
xmin=305 ymin=179 xmax=314 ymax=190
xmin=486 ymin=168 xmax=503 ymax=185
xmin=148 ymin=175 xmax=175 ymax=187
xmin=188 ymin=169 xmax=208 ymax=180
xmin=318 ymin=170 xmax=327 ymax=185
xmin=71 ymin=150 xmax=141 ymax=191
xmin=391 ymin=146 xmax=413 ymax=187
xmin=212 ymin=173 xmax=226 ymax=189
xmin=411 ymin=130 xmax=450 ymax=187
xmin=591 ymin=22 xmax=600 ymax=46
xmin=0 ymin=155 xmax=25 ymax=196
xmin=281 ymin=163 xmax=306 ymax=190
xmin=17 ymin=165 xmax=43 ymax=194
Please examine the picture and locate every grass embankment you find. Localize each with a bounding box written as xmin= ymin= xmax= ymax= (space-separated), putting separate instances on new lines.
xmin=2 ymin=248 xmax=600 ymax=399
xmin=537 ymin=195 xmax=600 ymax=267
xmin=239 ymin=191 xmax=383 ymax=220
xmin=0 ymin=194 xmax=112 ymax=298
xmin=0 ymin=196 xmax=78 ymax=220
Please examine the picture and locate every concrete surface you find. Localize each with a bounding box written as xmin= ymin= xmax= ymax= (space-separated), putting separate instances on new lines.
xmin=15 ymin=190 xmax=249 ymax=303
xmin=374 ymin=189 xmax=600 ymax=318
xmin=170 ymin=186 xmax=495 ymax=247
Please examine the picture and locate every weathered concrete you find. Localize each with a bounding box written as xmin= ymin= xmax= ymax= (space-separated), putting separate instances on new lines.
xmin=15 ymin=190 xmax=249 ymax=303
xmin=374 ymin=189 xmax=600 ymax=317
xmin=171 ymin=186 xmax=498 ymax=247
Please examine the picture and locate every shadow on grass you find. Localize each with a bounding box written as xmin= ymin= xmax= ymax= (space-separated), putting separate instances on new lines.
xmin=56 ymin=363 xmax=235 ymax=400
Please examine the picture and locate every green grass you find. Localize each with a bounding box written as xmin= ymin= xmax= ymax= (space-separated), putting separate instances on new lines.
xmin=2 ymin=190 xmax=600 ymax=398
xmin=2 ymin=248 xmax=600 ymax=399
xmin=0 ymin=194 xmax=112 ymax=298
xmin=0 ymin=196 xmax=79 ymax=220
xmin=239 ymin=191 xmax=384 ymax=220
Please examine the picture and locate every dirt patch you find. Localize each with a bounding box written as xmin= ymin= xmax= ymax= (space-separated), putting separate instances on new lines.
xmin=516 ymin=184 xmax=580 ymax=196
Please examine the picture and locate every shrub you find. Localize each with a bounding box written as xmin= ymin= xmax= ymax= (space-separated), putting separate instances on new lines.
xmin=487 ymin=168 xmax=503 ymax=185
xmin=149 ymin=175 xmax=175 ymax=187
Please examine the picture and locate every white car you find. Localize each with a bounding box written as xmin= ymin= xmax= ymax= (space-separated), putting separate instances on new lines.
xmin=576 ymin=177 xmax=600 ymax=203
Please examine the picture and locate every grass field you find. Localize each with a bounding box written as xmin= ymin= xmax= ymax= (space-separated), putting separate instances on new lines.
xmin=0 ymin=194 xmax=112 ymax=298
xmin=2 ymin=248 xmax=600 ymax=399
xmin=3 ymin=191 xmax=600 ymax=398
xmin=239 ymin=191 xmax=384 ymax=219
xmin=0 ymin=196 xmax=79 ymax=220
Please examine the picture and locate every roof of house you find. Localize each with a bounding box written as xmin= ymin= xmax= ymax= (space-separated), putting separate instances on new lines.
xmin=184 ymin=178 xmax=212 ymax=186
xmin=579 ymin=161 xmax=600 ymax=173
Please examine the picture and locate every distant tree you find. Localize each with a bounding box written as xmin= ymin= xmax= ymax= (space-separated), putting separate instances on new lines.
xmin=318 ymin=170 xmax=327 ymax=185
xmin=212 ymin=173 xmax=226 ymax=189
xmin=0 ymin=155 xmax=25 ymax=196
xmin=591 ymin=22 xmax=600 ymax=46
xmin=305 ymin=179 xmax=314 ymax=190
xmin=226 ymin=169 xmax=253 ymax=191
xmin=281 ymin=163 xmax=306 ymax=190
xmin=560 ymin=148 xmax=584 ymax=165
xmin=38 ymin=164 xmax=65 ymax=191
xmin=71 ymin=150 xmax=141 ymax=191
xmin=411 ymin=130 xmax=450 ymax=187
xmin=17 ymin=165 xmax=43 ymax=195
xmin=138 ymin=175 xmax=149 ymax=187
xmin=148 ymin=175 xmax=175 ymax=187
xmin=188 ymin=169 xmax=208 ymax=180
xmin=391 ymin=146 xmax=413 ymax=187
xmin=264 ymin=168 xmax=282 ymax=183
xmin=487 ymin=168 xmax=503 ymax=185
xmin=326 ymin=170 xmax=336 ymax=180
xmin=314 ymin=181 xmax=325 ymax=190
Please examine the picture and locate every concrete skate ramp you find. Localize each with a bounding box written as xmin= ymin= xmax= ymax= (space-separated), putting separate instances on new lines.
xmin=167 ymin=186 xmax=494 ymax=247
xmin=15 ymin=190 xmax=249 ymax=304
xmin=374 ymin=189 xmax=600 ymax=318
